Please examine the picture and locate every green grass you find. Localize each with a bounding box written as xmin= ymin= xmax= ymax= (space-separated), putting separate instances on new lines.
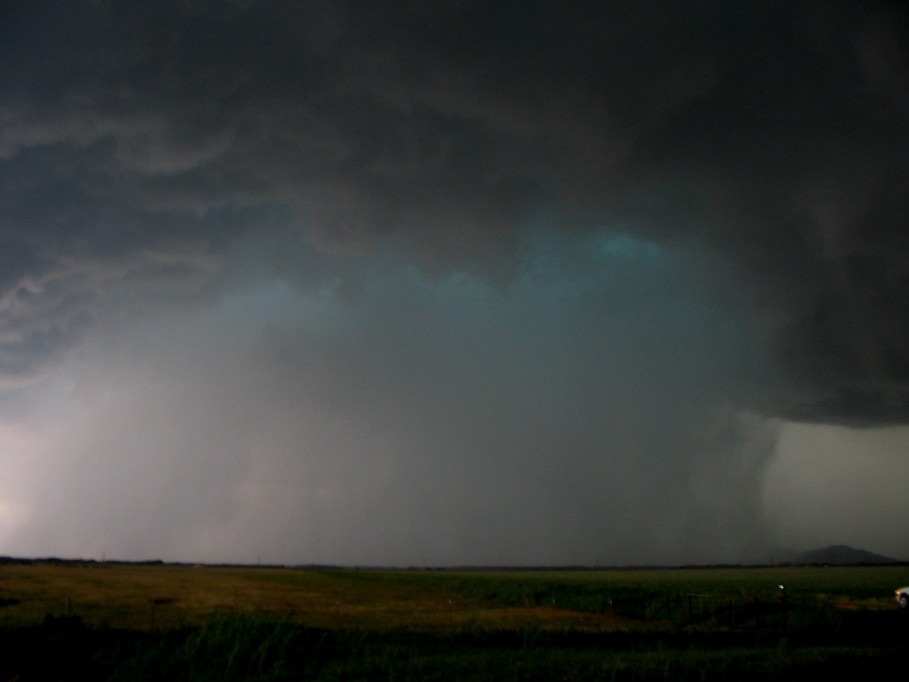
xmin=4 ymin=615 xmax=906 ymax=680
xmin=0 ymin=562 xmax=907 ymax=679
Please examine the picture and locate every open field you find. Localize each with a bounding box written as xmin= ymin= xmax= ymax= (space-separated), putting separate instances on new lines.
xmin=1 ymin=560 xmax=907 ymax=679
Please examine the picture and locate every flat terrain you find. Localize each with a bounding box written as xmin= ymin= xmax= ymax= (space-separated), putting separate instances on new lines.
xmin=0 ymin=560 xmax=907 ymax=679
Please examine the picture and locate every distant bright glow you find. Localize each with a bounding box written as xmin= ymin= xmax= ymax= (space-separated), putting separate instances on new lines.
xmin=0 ymin=499 xmax=27 ymax=541
xmin=762 ymin=422 xmax=909 ymax=560
xmin=0 ymin=424 xmax=35 ymax=543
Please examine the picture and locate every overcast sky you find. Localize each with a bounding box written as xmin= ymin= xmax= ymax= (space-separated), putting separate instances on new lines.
xmin=0 ymin=1 xmax=907 ymax=566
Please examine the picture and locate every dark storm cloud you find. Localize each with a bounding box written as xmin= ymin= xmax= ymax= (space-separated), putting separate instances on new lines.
xmin=0 ymin=0 xmax=907 ymax=422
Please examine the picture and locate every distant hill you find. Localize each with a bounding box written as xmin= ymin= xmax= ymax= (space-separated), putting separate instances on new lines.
xmin=772 ymin=544 xmax=905 ymax=566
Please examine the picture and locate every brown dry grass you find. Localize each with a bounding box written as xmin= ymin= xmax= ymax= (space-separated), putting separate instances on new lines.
xmin=0 ymin=561 xmax=904 ymax=633
xmin=0 ymin=562 xmax=609 ymax=632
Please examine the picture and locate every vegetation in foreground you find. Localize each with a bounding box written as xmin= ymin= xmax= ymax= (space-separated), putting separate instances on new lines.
xmin=0 ymin=561 xmax=907 ymax=679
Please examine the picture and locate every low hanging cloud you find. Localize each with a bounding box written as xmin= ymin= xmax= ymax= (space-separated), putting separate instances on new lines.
xmin=0 ymin=1 xmax=906 ymax=564
xmin=2 ymin=230 xmax=776 ymax=565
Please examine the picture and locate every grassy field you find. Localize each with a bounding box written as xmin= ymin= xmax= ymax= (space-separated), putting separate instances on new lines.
xmin=0 ymin=560 xmax=907 ymax=679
